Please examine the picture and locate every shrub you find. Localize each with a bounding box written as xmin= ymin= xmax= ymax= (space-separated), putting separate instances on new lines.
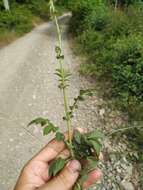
xmin=27 ymin=0 xmax=50 ymax=20
xmin=100 ymin=35 xmax=143 ymax=105
xmin=69 ymin=0 xmax=143 ymax=107
xmin=0 ymin=0 xmax=51 ymax=40
xmin=103 ymin=10 xmax=131 ymax=38
xmin=126 ymin=4 xmax=143 ymax=35
xmin=69 ymin=0 xmax=104 ymax=35
xmin=77 ymin=30 xmax=104 ymax=54
xmin=0 ymin=6 xmax=33 ymax=35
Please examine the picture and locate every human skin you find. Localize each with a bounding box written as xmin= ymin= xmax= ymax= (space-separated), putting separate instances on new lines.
xmin=14 ymin=132 xmax=102 ymax=190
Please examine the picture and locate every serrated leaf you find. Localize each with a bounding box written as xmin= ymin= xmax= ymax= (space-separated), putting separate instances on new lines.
xmin=49 ymin=158 xmax=66 ymax=177
xmin=28 ymin=117 xmax=49 ymax=127
xmin=43 ymin=123 xmax=58 ymax=136
xmin=56 ymin=132 xmax=65 ymax=141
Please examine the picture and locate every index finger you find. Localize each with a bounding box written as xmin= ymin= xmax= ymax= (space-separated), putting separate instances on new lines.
xmin=31 ymin=132 xmax=69 ymax=163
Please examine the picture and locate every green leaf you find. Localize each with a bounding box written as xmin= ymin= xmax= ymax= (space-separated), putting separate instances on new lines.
xmin=43 ymin=123 xmax=58 ymax=136
xmin=28 ymin=117 xmax=49 ymax=127
xmin=43 ymin=126 xmax=52 ymax=135
xmin=89 ymin=140 xmax=102 ymax=155
xmin=65 ymin=72 xmax=72 ymax=78
xmin=80 ymin=173 xmax=88 ymax=183
xmin=74 ymin=131 xmax=82 ymax=144
xmin=79 ymin=89 xmax=96 ymax=98
xmin=56 ymin=55 xmax=64 ymax=60
xmin=86 ymin=130 xmax=104 ymax=140
xmin=63 ymin=116 xmax=67 ymax=120
xmin=55 ymin=72 xmax=62 ymax=78
xmin=56 ymin=132 xmax=65 ymax=141
xmin=55 ymin=46 xmax=61 ymax=54
xmin=78 ymin=95 xmax=85 ymax=101
xmin=87 ymin=156 xmax=98 ymax=171
xmin=49 ymin=158 xmax=66 ymax=177
xmin=74 ymin=183 xmax=82 ymax=190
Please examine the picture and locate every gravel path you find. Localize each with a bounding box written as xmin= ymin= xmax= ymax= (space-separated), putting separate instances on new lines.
xmin=0 ymin=14 xmax=139 ymax=190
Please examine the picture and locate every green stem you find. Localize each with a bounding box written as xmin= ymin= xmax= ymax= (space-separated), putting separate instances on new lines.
xmin=50 ymin=0 xmax=74 ymax=158
xmin=108 ymin=125 xmax=143 ymax=137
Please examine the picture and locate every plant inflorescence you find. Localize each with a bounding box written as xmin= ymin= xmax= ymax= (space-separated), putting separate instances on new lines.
xmin=28 ymin=1 xmax=104 ymax=189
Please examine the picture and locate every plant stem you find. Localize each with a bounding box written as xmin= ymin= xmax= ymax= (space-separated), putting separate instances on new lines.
xmin=50 ymin=0 xmax=74 ymax=157
xmin=108 ymin=125 xmax=143 ymax=137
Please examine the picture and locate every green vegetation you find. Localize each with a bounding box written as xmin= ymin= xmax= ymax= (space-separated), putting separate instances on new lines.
xmin=58 ymin=0 xmax=143 ymax=186
xmin=0 ymin=0 xmax=50 ymax=44
xmin=63 ymin=0 xmax=143 ymax=121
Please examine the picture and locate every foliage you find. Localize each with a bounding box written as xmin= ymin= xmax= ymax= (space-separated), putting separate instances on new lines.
xmin=98 ymin=34 xmax=143 ymax=106
xmin=67 ymin=1 xmax=143 ymax=114
xmin=0 ymin=0 xmax=50 ymax=41
xmin=0 ymin=6 xmax=33 ymax=35
xmin=26 ymin=0 xmax=50 ymax=20
xmin=49 ymin=158 xmax=67 ymax=177
xmin=69 ymin=0 xmax=105 ymax=35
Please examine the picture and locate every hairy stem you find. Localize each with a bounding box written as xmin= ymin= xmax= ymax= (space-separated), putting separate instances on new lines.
xmin=50 ymin=0 xmax=74 ymax=157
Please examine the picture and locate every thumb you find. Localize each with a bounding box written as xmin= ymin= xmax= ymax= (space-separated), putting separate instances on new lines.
xmin=42 ymin=160 xmax=81 ymax=190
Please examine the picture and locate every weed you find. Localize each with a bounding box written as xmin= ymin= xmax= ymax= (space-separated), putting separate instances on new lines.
xmin=28 ymin=1 xmax=104 ymax=189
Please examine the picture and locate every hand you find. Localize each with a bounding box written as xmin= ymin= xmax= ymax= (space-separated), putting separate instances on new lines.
xmin=14 ymin=132 xmax=102 ymax=190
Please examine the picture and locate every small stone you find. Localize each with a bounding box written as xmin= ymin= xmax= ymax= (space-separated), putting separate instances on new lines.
xmin=9 ymin=138 xmax=14 ymax=142
xmin=42 ymin=110 xmax=49 ymax=116
xmin=99 ymin=108 xmax=105 ymax=117
xmin=120 ymin=181 xmax=135 ymax=190
xmin=116 ymin=175 xmax=121 ymax=182
xmin=121 ymin=164 xmax=128 ymax=170
xmin=32 ymin=94 xmax=36 ymax=100
xmin=116 ymin=167 xmax=122 ymax=173
xmin=19 ymin=132 xmax=24 ymax=137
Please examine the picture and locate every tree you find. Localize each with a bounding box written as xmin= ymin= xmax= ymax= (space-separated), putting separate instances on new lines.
xmin=115 ymin=0 xmax=118 ymax=10
xmin=3 ymin=0 xmax=10 ymax=10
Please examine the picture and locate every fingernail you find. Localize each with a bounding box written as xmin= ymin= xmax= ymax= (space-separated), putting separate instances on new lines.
xmin=68 ymin=160 xmax=81 ymax=173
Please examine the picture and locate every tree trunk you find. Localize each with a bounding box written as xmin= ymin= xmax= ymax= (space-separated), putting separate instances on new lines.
xmin=115 ymin=0 xmax=118 ymax=11
xmin=3 ymin=0 xmax=10 ymax=11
